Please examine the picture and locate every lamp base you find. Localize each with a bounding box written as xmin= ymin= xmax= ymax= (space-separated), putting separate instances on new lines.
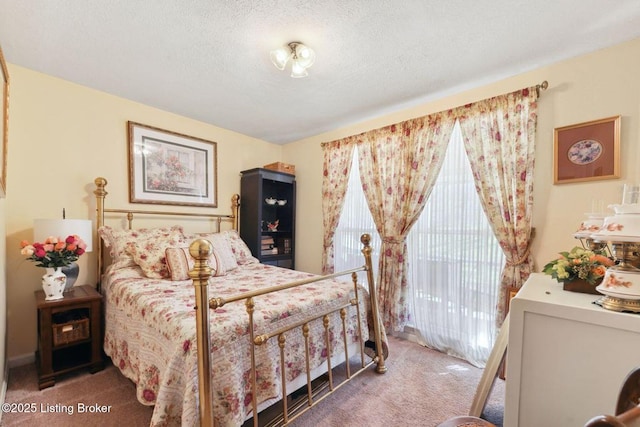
xmin=61 ymin=262 xmax=79 ymax=292
xmin=596 ymin=295 xmax=640 ymax=313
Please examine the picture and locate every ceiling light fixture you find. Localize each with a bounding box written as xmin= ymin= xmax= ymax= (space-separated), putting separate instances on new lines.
xmin=270 ymin=41 xmax=316 ymax=78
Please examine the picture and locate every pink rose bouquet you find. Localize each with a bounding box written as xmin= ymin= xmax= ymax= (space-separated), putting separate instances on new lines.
xmin=20 ymin=235 xmax=87 ymax=268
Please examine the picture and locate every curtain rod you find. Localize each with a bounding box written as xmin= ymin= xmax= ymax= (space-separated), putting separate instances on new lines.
xmin=322 ymin=80 xmax=551 ymax=147
xmin=536 ymin=80 xmax=548 ymax=98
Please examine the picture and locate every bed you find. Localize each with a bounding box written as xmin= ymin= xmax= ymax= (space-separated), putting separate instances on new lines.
xmin=92 ymin=177 xmax=387 ymax=426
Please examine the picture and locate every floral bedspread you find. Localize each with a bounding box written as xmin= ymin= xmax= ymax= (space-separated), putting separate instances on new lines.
xmin=102 ymin=262 xmax=371 ymax=426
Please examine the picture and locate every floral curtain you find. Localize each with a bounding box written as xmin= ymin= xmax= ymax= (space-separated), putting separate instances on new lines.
xmin=321 ymin=137 xmax=357 ymax=274
xmin=358 ymin=111 xmax=456 ymax=332
xmin=455 ymin=87 xmax=538 ymax=325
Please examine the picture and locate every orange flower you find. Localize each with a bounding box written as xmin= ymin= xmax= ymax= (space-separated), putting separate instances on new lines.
xmin=592 ymin=265 xmax=607 ymax=276
xmin=590 ymin=254 xmax=614 ymax=267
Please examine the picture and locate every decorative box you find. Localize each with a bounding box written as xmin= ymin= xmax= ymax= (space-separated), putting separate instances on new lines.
xmin=563 ymin=278 xmax=602 ymax=295
xmin=264 ymin=162 xmax=295 ymax=175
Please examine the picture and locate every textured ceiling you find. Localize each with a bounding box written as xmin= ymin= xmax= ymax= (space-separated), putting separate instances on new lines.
xmin=1 ymin=1 xmax=640 ymax=144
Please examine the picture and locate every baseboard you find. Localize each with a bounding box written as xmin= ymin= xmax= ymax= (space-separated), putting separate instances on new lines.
xmin=8 ymin=352 xmax=35 ymax=369
xmin=398 ymin=325 xmax=423 ymax=345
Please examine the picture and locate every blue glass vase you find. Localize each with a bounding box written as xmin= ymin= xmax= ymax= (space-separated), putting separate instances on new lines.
xmin=61 ymin=262 xmax=79 ymax=292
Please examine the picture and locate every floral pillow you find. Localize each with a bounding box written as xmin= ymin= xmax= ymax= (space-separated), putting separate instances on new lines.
xmin=98 ymin=225 xmax=184 ymax=271
xmin=222 ymin=230 xmax=258 ymax=265
xmin=165 ymin=247 xmax=226 ymax=281
xmin=123 ymin=228 xmax=185 ymax=279
xmin=183 ymin=232 xmax=239 ymax=273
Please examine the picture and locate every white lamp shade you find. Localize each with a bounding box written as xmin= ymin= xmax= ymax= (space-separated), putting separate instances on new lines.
xmin=34 ymin=219 xmax=93 ymax=252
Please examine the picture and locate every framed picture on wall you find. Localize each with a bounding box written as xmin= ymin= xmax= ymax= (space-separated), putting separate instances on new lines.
xmin=0 ymin=45 xmax=9 ymax=197
xmin=128 ymin=121 xmax=218 ymax=207
xmin=553 ymin=115 xmax=621 ymax=184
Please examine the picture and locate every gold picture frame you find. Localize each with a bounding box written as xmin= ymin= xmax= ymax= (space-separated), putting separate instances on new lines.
xmin=553 ymin=115 xmax=621 ymax=184
xmin=0 ymin=44 xmax=9 ymax=197
xmin=128 ymin=121 xmax=218 ymax=207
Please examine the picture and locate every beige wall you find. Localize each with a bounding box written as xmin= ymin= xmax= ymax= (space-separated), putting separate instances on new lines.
xmin=285 ymin=37 xmax=640 ymax=275
xmin=5 ymin=65 xmax=282 ymax=360
xmin=0 ymin=198 xmax=6 ymax=399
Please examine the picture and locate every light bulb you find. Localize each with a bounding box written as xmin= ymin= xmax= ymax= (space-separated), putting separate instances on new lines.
xmin=294 ymin=44 xmax=315 ymax=69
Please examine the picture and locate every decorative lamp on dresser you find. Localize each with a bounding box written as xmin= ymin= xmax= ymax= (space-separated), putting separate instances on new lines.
xmin=240 ymin=167 xmax=296 ymax=269
xmin=504 ymin=273 xmax=640 ymax=427
xmin=35 ymin=284 xmax=104 ymax=389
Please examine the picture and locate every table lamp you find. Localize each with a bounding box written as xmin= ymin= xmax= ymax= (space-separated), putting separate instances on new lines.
xmin=590 ymin=184 xmax=640 ymax=312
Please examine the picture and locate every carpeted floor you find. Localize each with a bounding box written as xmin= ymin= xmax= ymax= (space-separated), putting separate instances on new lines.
xmin=1 ymin=336 xmax=503 ymax=426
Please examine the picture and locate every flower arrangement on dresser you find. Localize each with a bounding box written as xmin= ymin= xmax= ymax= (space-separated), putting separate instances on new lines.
xmin=20 ymin=235 xmax=88 ymax=301
xmin=543 ymin=246 xmax=614 ymax=294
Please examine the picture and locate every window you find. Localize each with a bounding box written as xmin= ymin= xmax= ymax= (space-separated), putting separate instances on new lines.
xmin=334 ymin=122 xmax=504 ymax=367
xmin=334 ymin=153 xmax=380 ymax=279
xmin=406 ymin=121 xmax=504 ymax=366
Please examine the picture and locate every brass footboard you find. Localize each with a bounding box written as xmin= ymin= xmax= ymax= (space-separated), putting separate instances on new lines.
xmin=190 ymin=234 xmax=386 ymax=426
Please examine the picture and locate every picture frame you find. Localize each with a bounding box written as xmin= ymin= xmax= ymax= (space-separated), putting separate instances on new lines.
xmin=553 ymin=115 xmax=621 ymax=184
xmin=0 ymin=45 xmax=9 ymax=197
xmin=128 ymin=121 xmax=218 ymax=207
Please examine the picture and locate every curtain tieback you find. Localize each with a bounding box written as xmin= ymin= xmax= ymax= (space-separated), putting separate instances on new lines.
xmin=506 ymin=248 xmax=531 ymax=266
xmin=382 ymin=236 xmax=403 ymax=244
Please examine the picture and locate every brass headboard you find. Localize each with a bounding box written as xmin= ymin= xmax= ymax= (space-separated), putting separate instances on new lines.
xmin=93 ymin=177 xmax=239 ymax=292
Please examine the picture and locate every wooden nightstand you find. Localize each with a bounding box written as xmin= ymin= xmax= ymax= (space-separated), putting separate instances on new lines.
xmin=35 ymin=284 xmax=104 ymax=389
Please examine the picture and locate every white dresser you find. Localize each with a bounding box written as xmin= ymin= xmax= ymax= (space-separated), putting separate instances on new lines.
xmin=504 ymin=273 xmax=640 ymax=427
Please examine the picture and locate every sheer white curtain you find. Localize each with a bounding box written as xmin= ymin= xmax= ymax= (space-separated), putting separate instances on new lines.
xmin=334 ymin=123 xmax=504 ymax=367
xmin=334 ymin=152 xmax=381 ymax=281
xmin=407 ymin=122 xmax=504 ymax=367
